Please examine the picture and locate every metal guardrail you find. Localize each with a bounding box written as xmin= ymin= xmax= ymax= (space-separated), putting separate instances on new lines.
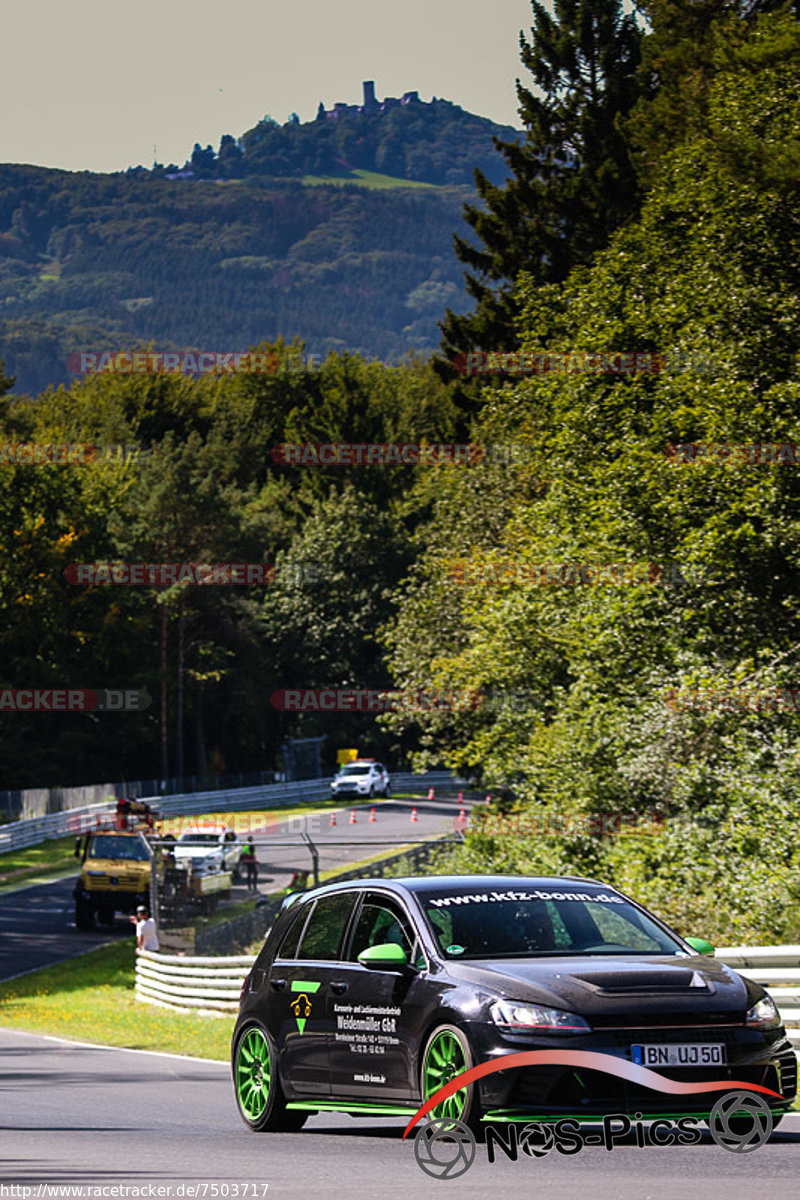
xmin=0 ymin=771 xmax=455 ymax=854
xmin=135 ymin=942 xmax=800 ymax=1050
xmin=136 ymin=950 xmax=253 ymax=1015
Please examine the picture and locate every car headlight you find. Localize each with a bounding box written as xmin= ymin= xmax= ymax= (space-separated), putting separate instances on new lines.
xmin=746 ymin=995 xmax=781 ymax=1030
xmin=490 ymin=999 xmax=591 ymax=1034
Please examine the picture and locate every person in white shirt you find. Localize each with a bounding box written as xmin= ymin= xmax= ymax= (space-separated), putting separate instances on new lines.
xmin=134 ymin=905 xmax=159 ymax=951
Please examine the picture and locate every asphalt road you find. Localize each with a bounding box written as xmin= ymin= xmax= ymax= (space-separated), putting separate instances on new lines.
xmin=0 ymin=795 xmax=468 ymax=982
xmin=0 ymin=1030 xmax=797 ymax=1199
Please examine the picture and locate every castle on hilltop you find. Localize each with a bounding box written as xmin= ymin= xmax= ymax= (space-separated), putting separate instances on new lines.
xmin=317 ymin=81 xmax=420 ymax=121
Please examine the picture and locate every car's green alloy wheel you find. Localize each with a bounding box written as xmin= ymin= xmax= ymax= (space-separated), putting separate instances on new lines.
xmin=421 ymin=1024 xmax=478 ymax=1129
xmin=233 ymin=1023 xmax=307 ymax=1132
xmin=236 ymin=1026 xmax=271 ymax=1121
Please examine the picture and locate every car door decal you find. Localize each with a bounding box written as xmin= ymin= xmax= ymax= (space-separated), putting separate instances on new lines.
xmin=291 ymin=979 xmax=321 ymax=1034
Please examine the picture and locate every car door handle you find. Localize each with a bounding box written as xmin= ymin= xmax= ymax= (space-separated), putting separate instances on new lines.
xmin=330 ymin=981 xmax=348 ymax=994
xmin=270 ymin=978 xmax=286 ymax=990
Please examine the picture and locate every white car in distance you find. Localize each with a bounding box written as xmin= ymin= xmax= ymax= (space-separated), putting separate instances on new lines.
xmin=174 ymin=825 xmax=242 ymax=877
xmin=330 ymin=759 xmax=390 ymax=799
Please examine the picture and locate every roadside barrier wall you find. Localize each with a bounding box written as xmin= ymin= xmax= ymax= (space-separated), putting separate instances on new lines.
xmin=135 ymin=941 xmax=800 ymax=1052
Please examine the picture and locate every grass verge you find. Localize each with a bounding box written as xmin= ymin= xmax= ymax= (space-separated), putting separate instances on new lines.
xmin=0 ymin=941 xmax=232 ymax=1059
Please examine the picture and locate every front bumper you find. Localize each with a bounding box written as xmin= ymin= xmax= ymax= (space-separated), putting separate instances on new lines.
xmin=464 ymin=1022 xmax=797 ymax=1118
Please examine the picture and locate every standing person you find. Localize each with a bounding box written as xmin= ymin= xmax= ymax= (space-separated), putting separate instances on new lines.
xmin=133 ymin=904 xmax=159 ymax=951
xmin=245 ymin=838 xmax=258 ymax=891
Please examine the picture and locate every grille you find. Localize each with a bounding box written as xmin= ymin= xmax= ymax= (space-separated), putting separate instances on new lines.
xmin=591 ymin=1011 xmax=742 ymax=1029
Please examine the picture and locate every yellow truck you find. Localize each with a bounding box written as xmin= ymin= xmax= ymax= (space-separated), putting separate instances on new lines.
xmin=74 ymin=822 xmax=232 ymax=929
xmin=73 ymin=827 xmax=153 ymax=929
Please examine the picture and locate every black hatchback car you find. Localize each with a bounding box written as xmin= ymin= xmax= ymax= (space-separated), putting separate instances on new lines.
xmin=231 ymin=875 xmax=796 ymax=1132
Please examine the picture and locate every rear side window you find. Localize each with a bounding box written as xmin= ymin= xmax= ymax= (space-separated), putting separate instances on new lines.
xmin=276 ymin=904 xmax=311 ymax=959
xmin=296 ymin=892 xmax=356 ymax=961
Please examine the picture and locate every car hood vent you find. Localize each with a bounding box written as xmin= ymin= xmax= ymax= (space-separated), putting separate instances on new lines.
xmin=572 ymin=969 xmax=711 ymax=994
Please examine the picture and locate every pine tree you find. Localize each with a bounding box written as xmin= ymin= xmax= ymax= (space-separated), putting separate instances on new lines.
xmin=438 ymin=0 xmax=643 ymax=376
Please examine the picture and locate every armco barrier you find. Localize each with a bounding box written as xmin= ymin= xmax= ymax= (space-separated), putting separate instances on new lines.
xmin=136 ymin=939 xmax=800 ymax=1051
xmin=0 ymin=771 xmax=455 ymax=853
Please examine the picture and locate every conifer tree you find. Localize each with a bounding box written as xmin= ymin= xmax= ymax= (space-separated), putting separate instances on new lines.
xmin=438 ymin=0 xmax=643 ymax=373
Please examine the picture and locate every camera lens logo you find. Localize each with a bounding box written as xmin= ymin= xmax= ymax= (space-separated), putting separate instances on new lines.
xmin=414 ymin=1118 xmax=477 ymax=1179
xmin=709 ymin=1091 xmax=773 ymax=1152
xmin=518 ymin=1122 xmax=555 ymax=1157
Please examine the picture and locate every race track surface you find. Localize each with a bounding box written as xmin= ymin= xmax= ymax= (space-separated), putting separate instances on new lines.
xmin=0 ymin=795 xmax=466 ymax=981
xmin=0 ymin=1030 xmax=798 ymax=1200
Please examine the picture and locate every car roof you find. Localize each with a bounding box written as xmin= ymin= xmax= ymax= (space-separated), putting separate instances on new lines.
xmin=291 ymin=873 xmax=611 ymax=904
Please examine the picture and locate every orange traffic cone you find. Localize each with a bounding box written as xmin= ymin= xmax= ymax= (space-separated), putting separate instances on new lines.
xmin=427 ymin=787 xmax=435 ymax=801
xmin=369 ymin=807 xmax=377 ymax=823
xmin=410 ymin=807 xmax=419 ymax=823
xmin=458 ymin=808 xmax=466 ymax=821
xmin=329 ymin=811 xmax=337 ymax=826
xmin=485 ymin=793 xmax=492 ymax=804
xmin=349 ymin=809 xmax=357 ymax=824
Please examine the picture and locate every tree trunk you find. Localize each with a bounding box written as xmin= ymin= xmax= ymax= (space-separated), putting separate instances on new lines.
xmin=159 ymin=600 xmax=168 ymax=779
xmin=176 ymin=591 xmax=185 ymax=782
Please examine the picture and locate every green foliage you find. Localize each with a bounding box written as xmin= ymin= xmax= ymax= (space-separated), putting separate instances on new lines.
xmin=382 ymin=10 xmax=800 ymax=938
xmin=0 ymin=169 xmax=475 ymax=396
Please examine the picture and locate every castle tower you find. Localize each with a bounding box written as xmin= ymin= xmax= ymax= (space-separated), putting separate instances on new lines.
xmin=363 ymin=80 xmax=377 ymax=111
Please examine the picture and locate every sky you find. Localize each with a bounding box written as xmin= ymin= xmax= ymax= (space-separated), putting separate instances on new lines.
xmin=2 ymin=0 xmax=532 ymax=175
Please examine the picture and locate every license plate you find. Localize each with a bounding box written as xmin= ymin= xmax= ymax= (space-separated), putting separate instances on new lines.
xmin=632 ymin=1042 xmax=726 ymax=1067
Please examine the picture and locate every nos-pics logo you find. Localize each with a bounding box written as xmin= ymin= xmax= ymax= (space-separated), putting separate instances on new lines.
xmin=414 ymin=1093 xmax=775 ymax=1179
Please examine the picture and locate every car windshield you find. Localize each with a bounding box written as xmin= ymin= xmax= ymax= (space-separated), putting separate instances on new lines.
xmin=178 ymin=833 xmax=221 ymax=844
xmin=339 ymin=765 xmax=370 ymax=776
xmin=88 ymin=835 xmax=150 ymax=862
xmin=418 ymin=885 xmax=683 ymax=959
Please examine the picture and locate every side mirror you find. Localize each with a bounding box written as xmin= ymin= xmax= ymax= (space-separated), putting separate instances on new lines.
xmin=685 ymin=936 xmax=715 ymax=956
xmin=357 ymin=942 xmax=408 ymax=969
xmin=74 ymin=837 xmax=83 ymax=858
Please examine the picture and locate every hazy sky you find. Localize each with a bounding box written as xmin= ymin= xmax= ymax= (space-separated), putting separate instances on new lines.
xmin=2 ymin=0 xmax=532 ymax=174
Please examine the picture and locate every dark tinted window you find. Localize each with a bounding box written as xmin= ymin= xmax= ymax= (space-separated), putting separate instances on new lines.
xmin=419 ymin=886 xmax=682 ymax=958
xmin=296 ymin=892 xmax=355 ymax=961
xmin=277 ymin=903 xmax=311 ymax=959
xmin=348 ymin=896 xmax=415 ymax=962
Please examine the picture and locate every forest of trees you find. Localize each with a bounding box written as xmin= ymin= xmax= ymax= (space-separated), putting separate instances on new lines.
xmin=0 ymin=169 xmax=473 ymax=396
xmin=0 ymin=3 xmax=798 ymax=939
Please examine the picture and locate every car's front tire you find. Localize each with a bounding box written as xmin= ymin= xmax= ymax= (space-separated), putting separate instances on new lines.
xmin=420 ymin=1023 xmax=481 ymax=1133
xmin=233 ymin=1022 xmax=307 ymax=1132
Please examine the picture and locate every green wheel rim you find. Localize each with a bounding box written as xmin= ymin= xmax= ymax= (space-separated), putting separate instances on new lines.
xmin=423 ymin=1030 xmax=468 ymax=1121
xmin=235 ymin=1026 xmax=271 ymax=1121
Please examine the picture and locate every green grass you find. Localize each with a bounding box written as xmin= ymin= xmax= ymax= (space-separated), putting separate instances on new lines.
xmin=298 ymin=168 xmax=436 ymax=189
xmin=0 ymin=835 xmax=80 ymax=891
xmin=0 ymin=940 xmax=232 ymax=1059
